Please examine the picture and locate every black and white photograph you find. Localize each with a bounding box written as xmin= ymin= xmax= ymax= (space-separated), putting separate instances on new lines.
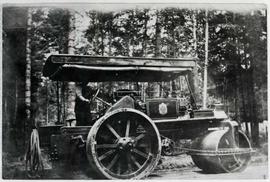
xmin=1 ymin=2 xmax=268 ymax=180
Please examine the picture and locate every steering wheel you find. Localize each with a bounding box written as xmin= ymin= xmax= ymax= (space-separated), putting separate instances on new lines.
xmin=92 ymin=88 xmax=100 ymax=101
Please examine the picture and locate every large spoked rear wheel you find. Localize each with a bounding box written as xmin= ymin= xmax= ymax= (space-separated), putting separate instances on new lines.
xmin=86 ymin=108 xmax=161 ymax=179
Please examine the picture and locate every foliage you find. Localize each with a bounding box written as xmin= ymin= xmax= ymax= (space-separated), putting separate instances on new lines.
xmin=30 ymin=8 xmax=72 ymax=125
xmin=27 ymin=7 xmax=267 ymax=128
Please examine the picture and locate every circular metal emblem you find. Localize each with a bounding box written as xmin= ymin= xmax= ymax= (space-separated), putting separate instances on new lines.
xmin=159 ymin=103 xmax=168 ymax=115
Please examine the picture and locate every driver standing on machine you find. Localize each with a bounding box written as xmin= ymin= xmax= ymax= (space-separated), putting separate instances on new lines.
xmin=75 ymin=82 xmax=98 ymax=126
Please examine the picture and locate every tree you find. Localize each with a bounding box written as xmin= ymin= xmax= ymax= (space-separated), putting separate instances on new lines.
xmin=25 ymin=8 xmax=32 ymax=134
xmin=65 ymin=11 xmax=77 ymax=124
xmin=202 ymin=10 xmax=209 ymax=109
xmin=201 ymin=10 xmax=267 ymax=146
xmin=29 ymin=8 xmax=72 ymax=125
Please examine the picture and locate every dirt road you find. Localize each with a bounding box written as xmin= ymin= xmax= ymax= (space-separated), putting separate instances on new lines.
xmin=19 ymin=160 xmax=268 ymax=180
xmin=3 ymin=153 xmax=268 ymax=180
xmin=149 ymin=163 xmax=268 ymax=180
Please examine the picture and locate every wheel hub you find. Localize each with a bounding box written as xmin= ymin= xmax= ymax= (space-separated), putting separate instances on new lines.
xmin=117 ymin=137 xmax=135 ymax=150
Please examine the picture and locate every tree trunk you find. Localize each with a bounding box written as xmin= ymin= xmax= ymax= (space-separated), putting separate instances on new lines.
xmin=249 ymin=61 xmax=259 ymax=147
xmin=172 ymin=24 xmax=176 ymax=58
xmin=25 ymin=8 xmax=32 ymax=128
xmin=234 ymin=76 xmax=240 ymax=123
xmin=240 ymin=70 xmax=249 ymax=136
xmin=234 ymin=37 xmax=241 ymax=124
xmin=245 ymin=11 xmax=259 ymax=147
xmin=101 ymin=21 xmax=104 ymax=56
xmin=153 ymin=10 xmax=161 ymax=97
xmin=132 ymin=10 xmax=136 ymax=57
xmin=127 ymin=38 xmax=131 ymax=56
xmin=171 ymin=12 xmax=177 ymax=58
xmin=65 ymin=12 xmax=76 ymax=124
xmin=23 ymin=7 xmax=33 ymax=150
xmin=192 ymin=11 xmax=198 ymax=57
xmin=192 ymin=11 xmax=200 ymax=104
xmin=155 ymin=10 xmax=161 ymax=57
xmin=202 ymin=10 xmax=209 ymax=109
xmin=108 ymin=24 xmax=112 ymax=56
xmin=143 ymin=10 xmax=148 ymax=56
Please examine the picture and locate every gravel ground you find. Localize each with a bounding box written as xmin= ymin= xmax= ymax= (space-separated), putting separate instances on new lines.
xmin=2 ymin=147 xmax=268 ymax=179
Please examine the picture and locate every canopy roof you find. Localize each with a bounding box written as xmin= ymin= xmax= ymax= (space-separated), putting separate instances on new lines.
xmin=43 ymin=54 xmax=198 ymax=82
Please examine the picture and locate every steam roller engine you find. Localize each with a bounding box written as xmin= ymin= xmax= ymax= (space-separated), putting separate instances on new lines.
xmin=34 ymin=54 xmax=254 ymax=179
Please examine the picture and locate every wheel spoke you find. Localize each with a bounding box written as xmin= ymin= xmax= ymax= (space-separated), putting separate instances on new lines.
xmin=229 ymin=155 xmax=242 ymax=168
xmin=125 ymin=120 xmax=130 ymax=137
xmin=96 ymin=144 xmax=118 ymax=149
xmin=228 ymin=161 xmax=240 ymax=169
xmin=98 ymin=149 xmax=116 ymax=161
xmin=126 ymin=153 xmax=133 ymax=174
xmin=136 ymin=143 xmax=148 ymax=148
xmin=133 ymin=148 xmax=149 ymax=159
xmin=127 ymin=162 xmax=132 ymax=173
xmin=107 ymin=154 xmax=120 ymax=170
xmin=131 ymin=155 xmax=142 ymax=169
xmin=98 ymin=134 xmax=111 ymax=141
xmin=135 ymin=133 xmax=145 ymax=141
xmin=117 ymin=162 xmax=121 ymax=175
xmin=106 ymin=124 xmax=121 ymax=139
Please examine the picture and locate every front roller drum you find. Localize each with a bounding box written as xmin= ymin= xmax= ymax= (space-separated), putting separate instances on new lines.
xmin=86 ymin=108 xmax=161 ymax=179
xmin=191 ymin=130 xmax=251 ymax=173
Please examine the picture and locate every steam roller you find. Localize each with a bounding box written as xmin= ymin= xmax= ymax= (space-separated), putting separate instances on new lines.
xmin=189 ymin=129 xmax=252 ymax=173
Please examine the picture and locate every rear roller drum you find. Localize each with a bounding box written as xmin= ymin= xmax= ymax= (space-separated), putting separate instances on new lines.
xmin=191 ymin=130 xmax=251 ymax=173
xmin=86 ymin=108 xmax=161 ymax=179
